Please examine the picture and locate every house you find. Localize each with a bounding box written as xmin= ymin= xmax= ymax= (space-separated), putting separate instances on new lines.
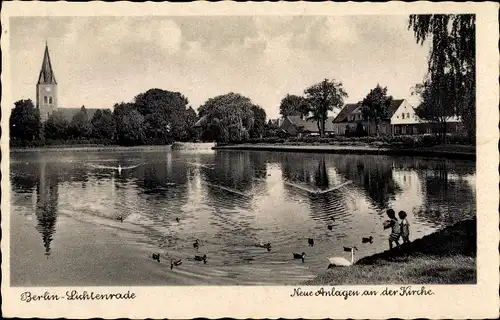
xmin=279 ymin=115 xmax=337 ymax=136
xmin=332 ymin=99 xmax=462 ymax=136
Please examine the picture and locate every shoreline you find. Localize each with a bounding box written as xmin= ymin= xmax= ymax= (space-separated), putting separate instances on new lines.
xmin=305 ymin=218 xmax=476 ymax=285
xmin=213 ymin=144 xmax=475 ymax=160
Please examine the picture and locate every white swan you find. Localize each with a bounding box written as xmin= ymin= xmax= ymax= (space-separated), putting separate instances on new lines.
xmin=118 ymin=165 xmax=122 ymax=174
xmin=327 ymin=247 xmax=358 ymax=268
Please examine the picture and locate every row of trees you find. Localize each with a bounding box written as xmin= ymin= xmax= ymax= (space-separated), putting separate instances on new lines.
xmin=10 ymin=89 xmax=269 ymax=146
xmin=10 ymin=89 xmax=200 ymax=146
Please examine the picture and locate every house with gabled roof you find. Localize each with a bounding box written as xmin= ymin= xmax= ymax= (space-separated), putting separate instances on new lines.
xmin=332 ymin=98 xmax=462 ymax=136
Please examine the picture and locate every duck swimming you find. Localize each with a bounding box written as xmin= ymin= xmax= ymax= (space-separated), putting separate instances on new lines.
xmin=170 ymin=259 xmax=183 ymax=270
xmin=293 ymin=252 xmax=306 ymax=263
xmin=194 ymin=254 xmax=207 ymax=264
xmin=256 ymin=242 xmax=272 ymax=251
xmin=116 ymin=216 xmax=124 ymax=223
xmin=308 ymin=238 xmax=314 ymax=247
xmin=327 ymin=217 xmax=335 ymax=230
xmin=193 ymin=239 xmax=200 ymax=249
xmin=176 ymin=217 xmax=180 ymax=223
xmin=152 ymin=253 xmax=160 ymax=262
xmin=362 ymin=236 xmax=373 ymax=244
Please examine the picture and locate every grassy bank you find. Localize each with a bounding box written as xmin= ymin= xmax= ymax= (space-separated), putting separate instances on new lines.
xmin=305 ymin=218 xmax=476 ymax=285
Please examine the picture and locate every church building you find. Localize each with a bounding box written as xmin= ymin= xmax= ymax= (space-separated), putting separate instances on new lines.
xmin=35 ymin=43 xmax=107 ymax=122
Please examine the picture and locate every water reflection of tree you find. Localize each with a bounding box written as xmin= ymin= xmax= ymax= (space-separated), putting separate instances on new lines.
xmin=416 ymin=162 xmax=476 ymax=226
xmin=307 ymin=191 xmax=343 ymax=222
xmin=330 ymin=155 xmax=401 ymax=209
xmin=34 ymin=155 xmax=59 ymax=258
xmin=200 ymin=151 xmax=266 ymax=210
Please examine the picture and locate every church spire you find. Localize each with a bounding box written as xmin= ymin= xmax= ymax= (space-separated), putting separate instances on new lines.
xmin=38 ymin=43 xmax=57 ymax=85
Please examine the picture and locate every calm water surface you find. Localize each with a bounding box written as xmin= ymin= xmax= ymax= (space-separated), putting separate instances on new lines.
xmin=10 ymin=148 xmax=476 ymax=286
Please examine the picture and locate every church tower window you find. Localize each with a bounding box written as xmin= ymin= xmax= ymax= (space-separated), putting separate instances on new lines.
xmin=49 ymin=97 xmax=53 ymax=104
xmin=44 ymin=96 xmax=48 ymax=104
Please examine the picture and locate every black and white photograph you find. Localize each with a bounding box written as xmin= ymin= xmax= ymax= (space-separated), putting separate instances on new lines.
xmin=1 ymin=2 xmax=498 ymax=319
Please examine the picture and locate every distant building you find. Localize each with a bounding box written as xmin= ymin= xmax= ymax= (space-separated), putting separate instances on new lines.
xmin=332 ymin=99 xmax=461 ymax=136
xmin=279 ymin=115 xmax=336 ymax=137
xmin=35 ymin=43 xmax=110 ymax=123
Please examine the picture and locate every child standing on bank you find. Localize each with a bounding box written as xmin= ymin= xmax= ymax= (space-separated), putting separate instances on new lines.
xmin=398 ymin=211 xmax=410 ymax=244
xmin=384 ymin=209 xmax=400 ymax=249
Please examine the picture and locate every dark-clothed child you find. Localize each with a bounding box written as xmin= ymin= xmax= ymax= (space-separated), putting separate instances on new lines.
xmin=398 ymin=211 xmax=410 ymax=244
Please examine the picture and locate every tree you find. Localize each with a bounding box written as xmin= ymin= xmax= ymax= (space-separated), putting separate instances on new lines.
xmin=412 ymin=75 xmax=456 ymax=142
xmin=69 ymin=106 xmax=91 ymax=139
xmin=44 ymin=111 xmax=69 ymax=140
xmin=134 ymin=88 xmax=190 ymax=142
xmin=304 ymin=78 xmax=348 ymax=137
xmin=361 ymin=84 xmax=393 ymax=136
xmin=279 ymin=94 xmax=310 ymax=118
xmin=184 ymin=106 xmax=199 ymax=141
xmin=91 ymin=109 xmax=116 ymax=140
xmin=249 ymin=105 xmax=267 ymax=139
xmin=113 ymin=103 xmax=145 ymax=145
xmin=408 ymin=14 xmax=475 ymax=143
xmin=199 ymin=93 xmax=256 ymax=143
xmin=10 ymin=99 xmax=41 ymax=141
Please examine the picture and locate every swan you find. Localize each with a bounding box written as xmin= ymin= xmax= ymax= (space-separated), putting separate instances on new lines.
xmin=293 ymin=252 xmax=306 ymax=263
xmin=118 ymin=165 xmax=122 ymax=174
xmin=170 ymin=259 xmax=183 ymax=270
xmin=327 ymin=247 xmax=358 ymax=268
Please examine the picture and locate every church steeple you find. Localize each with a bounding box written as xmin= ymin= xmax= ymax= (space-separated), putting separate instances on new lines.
xmin=38 ymin=43 xmax=57 ymax=85
xmin=36 ymin=43 xmax=58 ymax=122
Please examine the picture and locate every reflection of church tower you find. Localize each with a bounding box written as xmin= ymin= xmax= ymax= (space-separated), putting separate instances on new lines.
xmin=35 ymin=158 xmax=59 ymax=257
xmin=36 ymin=43 xmax=58 ymax=122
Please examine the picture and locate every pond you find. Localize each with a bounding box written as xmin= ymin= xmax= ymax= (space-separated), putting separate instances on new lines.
xmin=9 ymin=148 xmax=476 ymax=286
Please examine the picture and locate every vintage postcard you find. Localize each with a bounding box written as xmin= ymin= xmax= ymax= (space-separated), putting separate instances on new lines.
xmin=1 ymin=1 xmax=498 ymax=319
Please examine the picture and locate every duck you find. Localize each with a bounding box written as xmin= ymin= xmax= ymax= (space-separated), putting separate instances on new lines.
xmin=170 ymin=259 xmax=183 ymax=270
xmin=362 ymin=236 xmax=373 ymax=244
xmin=194 ymin=254 xmax=207 ymax=264
xmin=293 ymin=252 xmax=306 ymax=263
xmin=193 ymin=239 xmax=200 ymax=249
xmin=175 ymin=217 xmax=180 ymax=223
xmin=256 ymin=242 xmax=272 ymax=251
xmin=116 ymin=216 xmax=124 ymax=223
xmin=327 ymin=247 xmax=358 ymax=268
xmin=152 ymin=253 xmax=161 ymax=263
xmin=327 ymin=217 xmax=335 ymax=230
xmin=308 ymin=238 xmax=314 ymax=247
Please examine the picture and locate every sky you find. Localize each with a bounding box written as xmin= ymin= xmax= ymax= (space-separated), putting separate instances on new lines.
xmin=10 ymin=15 xmax=430 ymax=119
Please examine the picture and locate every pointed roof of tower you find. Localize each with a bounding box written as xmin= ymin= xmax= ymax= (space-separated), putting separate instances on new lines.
xmin=38 ymin=43 xmax=57 ymax=85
